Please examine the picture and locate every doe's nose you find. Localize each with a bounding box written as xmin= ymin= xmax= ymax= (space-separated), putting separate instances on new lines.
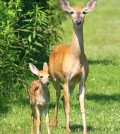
xmin=75 ymin=20 xmax=81 ymax=25
xmin=77 ymin=21 xmax=81 ymax=25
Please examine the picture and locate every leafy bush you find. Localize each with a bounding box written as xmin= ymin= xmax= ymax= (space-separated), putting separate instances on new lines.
xmin=0 ymin=0 xmax=62 ymax=101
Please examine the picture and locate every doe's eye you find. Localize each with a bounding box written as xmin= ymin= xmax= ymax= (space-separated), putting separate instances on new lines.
xmin=40 ymin=76 xmax=43 ymax=78
xmin=70 ymin=11 xmax=74 ymax=14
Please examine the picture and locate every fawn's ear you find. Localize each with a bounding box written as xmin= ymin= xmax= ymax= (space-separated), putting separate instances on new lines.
xmin=29 ymin=63 xmax=39 ymax=76
xmin=60 ymin=0 xmax=73 ymax=12
xmin=43 ymin=62 xmax=48 ymax=71
xmin=84 ymin=0 xmax=97 ymax=13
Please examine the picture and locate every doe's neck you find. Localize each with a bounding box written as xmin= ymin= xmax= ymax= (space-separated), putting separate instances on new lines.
xmin=71 ymin=23 xmax=84 ymax=57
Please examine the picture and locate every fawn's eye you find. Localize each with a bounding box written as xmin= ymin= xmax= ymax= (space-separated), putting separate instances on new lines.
xmin=40 ymin=76 xmax=43 ymax=78
xmin=70 ymin=11 xmax=74 ymax=14
xmin=82 ymin=11 xmax=87 ymax=14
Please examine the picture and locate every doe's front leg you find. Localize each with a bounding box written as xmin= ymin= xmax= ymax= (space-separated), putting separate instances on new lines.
xmin=79 ymin=82 xmax=88 ymax=134
xmin=63 ymin=83 xmax=71 ymax=133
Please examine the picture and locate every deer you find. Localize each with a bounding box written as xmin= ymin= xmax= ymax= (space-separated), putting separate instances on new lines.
xmin=49 ymin=0 xmax=97 ymax=134
xmin=29 ymin=62 xmax=50 ymax=134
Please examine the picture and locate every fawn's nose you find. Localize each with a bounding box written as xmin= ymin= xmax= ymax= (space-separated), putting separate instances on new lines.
xmin=46 ymin=82 xmax=49 ymax=86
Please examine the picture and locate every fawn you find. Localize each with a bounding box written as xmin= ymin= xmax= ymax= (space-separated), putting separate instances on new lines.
xmin=29 ymin=62 xmax=50 ymax=134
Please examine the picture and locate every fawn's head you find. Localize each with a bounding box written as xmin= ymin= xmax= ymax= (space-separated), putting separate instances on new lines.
xmin=29 ymin=63 xmax=50 ymax=87
xmin=60 ymin=0 xmax=97 ymax=27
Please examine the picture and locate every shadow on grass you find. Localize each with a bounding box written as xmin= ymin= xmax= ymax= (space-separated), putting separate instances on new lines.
xmin=71 ymin=124 xmax=120 ymax=133
xmin=70 ymin=124 xmax=83 ymax=132
xmin=88 ymin=59 xmax=117 ymax=65
xmin=49 ymin=101 xmax=63 ymax=110
xmin=0 ymin=99 xmax=10 ymax=116
xmin=0 ymin=96 xmax=29 ymax=116
xmin=17 ymin=96 xmax=29 ymax=106
xmin=49 ymin=102 xmax=55 ymax=109
xmin=62 ymin=124 xmax=93 ymax=133
xmin=86 ymin=93 xmax=120 ymax=102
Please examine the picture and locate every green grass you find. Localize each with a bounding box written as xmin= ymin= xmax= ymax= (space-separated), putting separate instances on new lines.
xmin=0 ymin=0 xmax=120 ymax=134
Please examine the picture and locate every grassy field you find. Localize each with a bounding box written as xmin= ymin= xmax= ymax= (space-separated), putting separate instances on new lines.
xmin=0 ymin=0 xmax=120 ymax=134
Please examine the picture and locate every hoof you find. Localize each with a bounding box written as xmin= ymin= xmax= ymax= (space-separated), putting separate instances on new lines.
xmin=83 ymin=131 xmax=88 ymax=134
xmin=52 ymin=120 xmax=58 ymax=127
xmin=66 ymin=128 xmax=71 ymax=134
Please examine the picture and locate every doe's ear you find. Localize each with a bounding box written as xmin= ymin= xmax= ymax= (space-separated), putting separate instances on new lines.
xmin=29 ymin=63 xmax=39 ymax=76
xmin=84 ymin=0 xmax=97 ymax=13
xmin=43 ymin=62 xmax=48 ymax=71
xmin=60 ymin=0 xmax=72 ymax=12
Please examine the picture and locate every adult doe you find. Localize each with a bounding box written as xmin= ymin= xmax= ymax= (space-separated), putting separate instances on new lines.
xmin=49 ymin=0 xmax=97 ymax=133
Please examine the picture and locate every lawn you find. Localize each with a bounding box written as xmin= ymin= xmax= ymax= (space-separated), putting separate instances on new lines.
xmin=0 ymin=0 xmax=120 ymax=134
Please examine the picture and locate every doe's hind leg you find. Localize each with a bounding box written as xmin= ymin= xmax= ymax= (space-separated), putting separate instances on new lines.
xmin=52 ymin=81 xmax=61 ymax=127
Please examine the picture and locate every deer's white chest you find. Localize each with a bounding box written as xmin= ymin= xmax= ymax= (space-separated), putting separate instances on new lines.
xmin=36 ymin=92 xmax=50 ymax=106
xmin=36 ymin=96 xmax=45 ymax=106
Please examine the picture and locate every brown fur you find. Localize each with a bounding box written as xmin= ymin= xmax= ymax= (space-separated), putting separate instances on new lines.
xmin=49 ymin=0 xmax=97 ymax=134
xmin=49 ymin=44 xmax=88 ymax=84
xmin=29 ymin=63 xmax=50 ymax=134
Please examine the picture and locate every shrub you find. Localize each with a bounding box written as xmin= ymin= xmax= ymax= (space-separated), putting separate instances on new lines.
xmin=0 ymin=0 xmax=62 ymax=101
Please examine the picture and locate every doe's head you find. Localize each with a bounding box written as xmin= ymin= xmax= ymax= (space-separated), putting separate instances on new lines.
xmin=29 ymin=62 xmax=50 ymax=87
xmin=60 ymin=0 xmax=97 ymax=27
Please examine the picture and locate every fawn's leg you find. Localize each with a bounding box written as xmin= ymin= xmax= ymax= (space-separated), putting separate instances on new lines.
xmin=35 ymin=105 xmax=42 ymax=134
xmin=31 ymin=105 xmax=35 ymax=134
xmin=44 ymin=106 xmax=50 ymax=134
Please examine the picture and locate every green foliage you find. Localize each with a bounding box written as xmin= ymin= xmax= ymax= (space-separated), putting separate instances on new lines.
xmin=0 ymin=0 xmax=62 ymax=101
xmin=0 ymin=0 xmax=22 ymax=99
xmin=0 ymin=0 xmax=120 ymax=134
